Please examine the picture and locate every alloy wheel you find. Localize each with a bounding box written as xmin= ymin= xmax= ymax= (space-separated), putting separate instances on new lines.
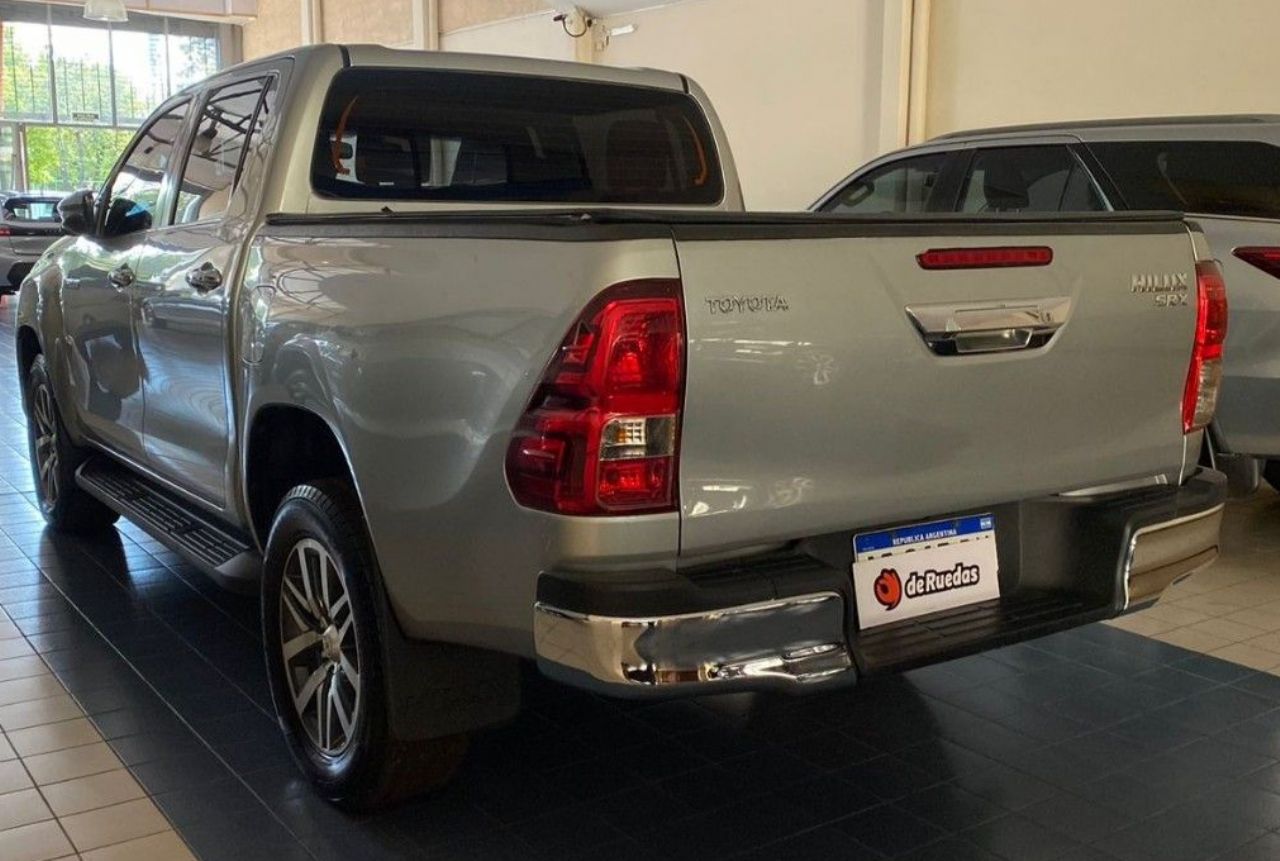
xmin=31 ymin=383 xmax=59 ymax=508
xmin=280 ymin=537 xmax=362 ymax=757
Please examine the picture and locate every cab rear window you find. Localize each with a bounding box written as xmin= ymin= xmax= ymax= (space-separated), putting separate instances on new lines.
xmin=1090 ymin=140 xmax=1280 ymax=218
xmin=311 ymin=68 xmax=723 ymax=205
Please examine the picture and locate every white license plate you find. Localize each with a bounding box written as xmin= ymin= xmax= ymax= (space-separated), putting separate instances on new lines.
xmin=852 ymin=514 xmax=1000 ymax=630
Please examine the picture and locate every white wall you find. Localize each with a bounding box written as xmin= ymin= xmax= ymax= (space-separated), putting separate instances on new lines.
xmin=598 ymin=0 xmax=903 ymax=210
xmin=926 ymin=0 xmax=1280 ymax=138
xmin=440 ymin=11 xmax=575 ymax=61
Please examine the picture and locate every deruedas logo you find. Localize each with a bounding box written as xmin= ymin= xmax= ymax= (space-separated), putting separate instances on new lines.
xmin=904 ymin=563 xmax=981 ymax=599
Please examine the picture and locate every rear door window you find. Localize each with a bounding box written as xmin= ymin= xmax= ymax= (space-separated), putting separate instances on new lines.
xmin=1089 ymin=140 xmax=1280 ymax=217
xmin=959 ymin=146 xmax=1106 ymax=213
xmin=820 ymin=153 xmax=949 ymax=214
xmin=173 ymin=77 xmax=272 ymax=225
xmin=312 ymin=68 xmax=723 ymax=205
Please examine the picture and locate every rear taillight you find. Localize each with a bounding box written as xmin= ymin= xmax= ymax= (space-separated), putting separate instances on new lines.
xmin=1233 ymin=246 xmax=1280 ymax=279
xmin=506 ymin=279 xmax=684 ymax=515
xmin=0 ymin=227 xmax=11 ymax=237
xmin=1182 ymin=260 xmax=1228 ymax=434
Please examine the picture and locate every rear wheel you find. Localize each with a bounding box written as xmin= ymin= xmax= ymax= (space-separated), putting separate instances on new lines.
xmin=262 ymin=480 xmax=466 ymax=810
xmin=24 ymin=354 xmax=118 ymax=531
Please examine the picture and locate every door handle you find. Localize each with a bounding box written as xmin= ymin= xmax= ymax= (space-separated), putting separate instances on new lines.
xmin=185 ymin=262 xmax=223 ymax=293
xmin=905 ymin=297 xmax=1072 ymax=356
xmin=108 ymin=264 xmax=134 ymax=290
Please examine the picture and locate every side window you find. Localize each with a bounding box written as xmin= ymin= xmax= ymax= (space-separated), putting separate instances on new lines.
xmin=173 ymin=78 xmax=272 ymax=225
xmin=959 ymin=146 xmax=1105 ymax=213
xmin=103 ymin=100 xmax=191 ymax=236
xmin=821 ymin=153 xmax=949 ymax=214
xmin=1089 ymin=141 xmax=1280 ymax=218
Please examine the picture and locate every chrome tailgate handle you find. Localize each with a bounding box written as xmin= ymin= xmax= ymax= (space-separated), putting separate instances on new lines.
xmin=905 ymin=297 xmax=1071 ymax=356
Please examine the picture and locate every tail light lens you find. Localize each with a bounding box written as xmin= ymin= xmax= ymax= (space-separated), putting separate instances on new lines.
xmin=0 ymin=227 xmax=11 ymax=237
xmin=1233 ymin=246 xmax=1280 ymax=279
xmin=1182 ymin=260 xmax=1228 ymax=434
xmin=917 ymin=246 xmax=1053 ymax=270
xmin=506 ymin=279 xmax=684 ymax=515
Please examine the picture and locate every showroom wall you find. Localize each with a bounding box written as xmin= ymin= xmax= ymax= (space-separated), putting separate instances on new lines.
xmin=926 ymin=0 xmax=1280 ymax=137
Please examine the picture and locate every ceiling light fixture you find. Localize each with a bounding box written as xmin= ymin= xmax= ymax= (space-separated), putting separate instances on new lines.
xmin=84 ymin=0 xmax=128 ymax=23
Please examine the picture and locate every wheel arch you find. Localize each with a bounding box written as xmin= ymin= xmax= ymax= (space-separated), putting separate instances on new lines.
xmin=243 ymin=402 xmax=365 ymax=550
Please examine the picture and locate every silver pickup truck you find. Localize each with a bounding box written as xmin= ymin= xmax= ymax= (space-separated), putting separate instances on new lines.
xmin=17 ymin=46 xmax=1226 ymax=808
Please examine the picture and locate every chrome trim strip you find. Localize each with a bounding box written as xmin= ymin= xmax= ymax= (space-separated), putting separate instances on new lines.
xmin=1122 ymin=503 xmax=1224 ymax=609
xmin=1060 ymin=474 xmax=1169 ymax=497
xmin=533 ymin=591 xmax=854 ymax=692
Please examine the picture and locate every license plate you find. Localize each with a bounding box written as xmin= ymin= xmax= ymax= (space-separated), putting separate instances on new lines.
xmin=852 ymin=514 xmax=1000 ymax=630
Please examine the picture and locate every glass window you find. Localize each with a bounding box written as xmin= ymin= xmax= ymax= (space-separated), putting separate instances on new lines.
xmin=1089 ymin=141 xmax=1280 ymax=218
xmin=312 ymin=68 xmax=724 ymax=204
xmin=24 ymin=127 xmax=133 ymax=193
xmin=4 ymin=196 xmax=59 ymax=221
xmin=50 ymin=6 xmax=113 ymax=126
xmin=959 ymin=146 xmax=1105 ymax=213
xmin=167 ymin=19 xmax=219 ymax=94
xmin=111 ymin=15 xmax=169 ymax=127
xmin=0 ymin=15 xmax=54 ymax=122
xmin=821 ymin=153 xmax=949 ymax=214
xmin=173 ymin=78 xmax=269 ymax=225
xmin=103 ymin=100 xmax=189 ymax=235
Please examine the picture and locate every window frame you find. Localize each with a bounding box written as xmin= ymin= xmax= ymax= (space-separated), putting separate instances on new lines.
xmin=167 ymin=73 xmax=275 ymax=229
xmin=95 ymin=94 xmax=196 ymax=238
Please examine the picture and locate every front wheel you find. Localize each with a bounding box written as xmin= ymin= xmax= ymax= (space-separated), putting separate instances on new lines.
xmin=24 ymin=354 xmax=118 ymax=531
xmin=261 ymin=480 xmax=466 ymax=810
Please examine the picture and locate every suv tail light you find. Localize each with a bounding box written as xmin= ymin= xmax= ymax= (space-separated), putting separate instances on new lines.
xmin=1182 ymin=260 xmax=1228 ymax=434
xmin=506 ymin=279 xmax=684 ymax=515
xmin=1233 ymin=247 xmax=1280 ymax=279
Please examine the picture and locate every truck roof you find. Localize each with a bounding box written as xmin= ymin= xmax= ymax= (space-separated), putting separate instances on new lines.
xmin=932 ymin=114 xmax=1280 ymax=142
xmin=219 ymin=43 xmax=688 ymax=93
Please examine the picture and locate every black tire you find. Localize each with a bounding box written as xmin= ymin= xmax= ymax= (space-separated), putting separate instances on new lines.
xmin=24 ymin=354 xmax=119 ymax=532
xmin=1264 ymin=460 xmax=1280 ymax=494
xmin=261 ymin=480 xmax=466 ymax=810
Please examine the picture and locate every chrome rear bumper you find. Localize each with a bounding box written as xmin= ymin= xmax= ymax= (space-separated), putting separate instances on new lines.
xmin=1123 ymin=503 xmax=1224 ymax=607
xmin=534 ymin=469 xmax=1226 ymax=696
xmin=533 ymin=593 xmax=854 ymax=695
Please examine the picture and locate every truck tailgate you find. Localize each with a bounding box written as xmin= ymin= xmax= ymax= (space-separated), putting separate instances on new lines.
xmin=674 ymin=217 xmax=1196 ymax=555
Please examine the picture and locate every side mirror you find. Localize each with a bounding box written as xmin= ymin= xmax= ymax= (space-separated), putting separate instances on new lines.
xmin=57 ymin=190 xmax=95 ymax=236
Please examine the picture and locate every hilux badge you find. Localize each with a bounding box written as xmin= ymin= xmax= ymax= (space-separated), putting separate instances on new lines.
xmin=1131 ymin=272 xmax=1189 ymax=307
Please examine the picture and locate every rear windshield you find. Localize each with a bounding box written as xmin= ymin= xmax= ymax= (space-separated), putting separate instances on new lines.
xmin=1089 ymin=140 xmax=1280 ymax=218
xmin=4 ymin=198 xmax=59 ymax=222
xmin=312 ymin=68 xmax=723 ymax=205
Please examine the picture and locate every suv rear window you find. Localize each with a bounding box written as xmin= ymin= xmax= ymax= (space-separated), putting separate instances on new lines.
xmin=312 ymin=68 xmax=723 ymax=205
xmin=4 ymin=198 xmax=59 ymax=222
xmin=1090 ymin=140 xmax=1280 ymax=218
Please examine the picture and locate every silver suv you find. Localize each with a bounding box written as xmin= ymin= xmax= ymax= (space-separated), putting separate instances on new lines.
xmin=814 ymin=115 xmax=1280 ymax=493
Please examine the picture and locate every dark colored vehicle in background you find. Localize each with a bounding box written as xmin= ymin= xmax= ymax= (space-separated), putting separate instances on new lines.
xmin=0 ymin=194 xmax=65 ymax=292
xmin=812 ymin=115 xmax=1280 ymax=496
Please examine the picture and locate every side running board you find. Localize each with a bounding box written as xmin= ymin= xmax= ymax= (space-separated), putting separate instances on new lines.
xmin=76 ymin=457 xmax=261 ymax=593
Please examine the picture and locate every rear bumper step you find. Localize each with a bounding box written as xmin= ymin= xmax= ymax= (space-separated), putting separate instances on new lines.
xmin=76 ymin=457 xmax=260 ymax=592
xmin=534 ymin=468 xmax=1226 ymax=696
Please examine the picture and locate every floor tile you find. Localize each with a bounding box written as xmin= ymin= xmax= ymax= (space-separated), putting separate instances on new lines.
xmin=0 ymin=787 xmax=52 ymax=830
xmin=59 ymin=796 xmax=171 ymax=852
xmin=41 ymin=768 xmax=146 ymax=817
xmin=7 ymin=718 xmax=102 ymax=757
xmin=0 ymin=818 xmax=74 ymax=861
xmin=80 ymin=829 xmax=195 ymax=860
xmin=23 ymin=742 xmax=121 ymax=786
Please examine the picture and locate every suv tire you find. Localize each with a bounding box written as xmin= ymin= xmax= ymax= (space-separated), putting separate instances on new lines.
xmin=24 ymin=354 xmax=119 ymax=531
xmin=262 ymin=480 xmax=466 ymax=810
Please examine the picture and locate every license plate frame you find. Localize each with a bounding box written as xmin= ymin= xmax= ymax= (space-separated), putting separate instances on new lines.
xmin=851 ymin=514 xmax=1001 ymax=630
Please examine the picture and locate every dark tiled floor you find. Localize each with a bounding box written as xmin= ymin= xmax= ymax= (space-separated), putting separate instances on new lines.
xmin=3 ymin=302 xmax=1280 ymax=860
